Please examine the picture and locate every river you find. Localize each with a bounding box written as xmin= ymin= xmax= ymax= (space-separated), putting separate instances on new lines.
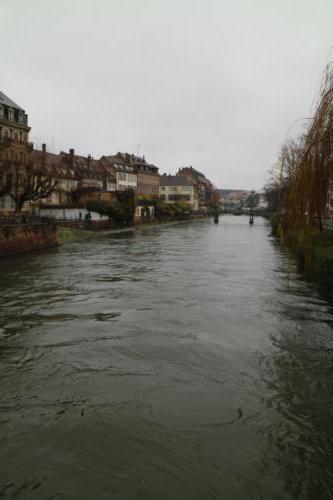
xmin=1 ymin=216 xmax=333 ymax=499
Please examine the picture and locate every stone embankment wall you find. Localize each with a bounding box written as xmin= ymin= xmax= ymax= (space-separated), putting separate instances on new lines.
xmin=0 ymin=223 xmax=58 ymax=258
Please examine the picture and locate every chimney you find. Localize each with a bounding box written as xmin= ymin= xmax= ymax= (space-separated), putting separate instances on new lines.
xmin=42 ymin=143 xmax=46 ymax=153
xmin=69 ymin=148 xmax=74 ymax=156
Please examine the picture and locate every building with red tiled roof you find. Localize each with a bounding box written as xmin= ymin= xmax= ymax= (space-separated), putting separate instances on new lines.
xmin=177 ymin=166 xmax=213 ymax=212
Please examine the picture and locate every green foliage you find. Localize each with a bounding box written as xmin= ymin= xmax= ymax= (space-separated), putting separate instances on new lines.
xmin=87 ymin=189 xmax=135 ymax=225
xmin=154 ymin=200 xmax=191 ymax=220
xmin=56 ymin=226 xmax=90 ymax=243
xmin=136 ymin=194 xmax=155 ymax=203
xmin=114 ymin=189 xmax=136 ymax=224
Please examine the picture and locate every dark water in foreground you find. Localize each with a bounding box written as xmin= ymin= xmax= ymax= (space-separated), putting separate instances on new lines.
xmin=1 ymin=216 xmax=333 ymax=499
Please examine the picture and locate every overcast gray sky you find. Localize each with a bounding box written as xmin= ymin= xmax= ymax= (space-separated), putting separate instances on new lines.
xmin=1 ymin=0 xmax=333 ymax=189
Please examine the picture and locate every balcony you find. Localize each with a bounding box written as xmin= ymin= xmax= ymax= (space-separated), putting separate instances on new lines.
xmin=0 ymin=116 xmax=30 ymax=131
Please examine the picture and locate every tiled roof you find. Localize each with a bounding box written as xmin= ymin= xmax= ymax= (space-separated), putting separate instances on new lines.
xmin=31 ymin=150 xmax=76 ymax=179
xmin=159 ymin=175 xmax=192 ymax=187
xmin=100 ymin=154 xmax=136 ymax=173
xmin=60 ymin=152 xmax=104 ymax=179
xmin=101 ymin=152 xmax=158 ymax=173
xmin=0 ymin=91 xmax=25 ymax=111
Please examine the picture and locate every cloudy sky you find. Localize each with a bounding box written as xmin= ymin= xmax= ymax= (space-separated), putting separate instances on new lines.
xmin=1 ymin=0 xmax=333 ymax=189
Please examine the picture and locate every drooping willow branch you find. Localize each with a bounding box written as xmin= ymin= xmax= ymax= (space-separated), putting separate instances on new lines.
xmin=270 ymin=61 xmax=333 ymax=234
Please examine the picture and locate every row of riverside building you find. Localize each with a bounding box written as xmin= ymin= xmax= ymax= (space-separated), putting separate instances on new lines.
xmin=0 ymin=91 xmax=214 ymax=222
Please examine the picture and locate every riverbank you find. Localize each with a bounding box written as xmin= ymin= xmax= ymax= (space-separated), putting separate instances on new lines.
xmin=0 ymin=222 xmax=58 ymax=258
xmin=292 ymin=230 xmax=333 ymax=295
xmin=0 ymin=215 xmax=210 ymax=257
xmin=271 ymin=214 xmax=333 ymax=296
xmin=58 ymin=216 xmax=209 ymax=243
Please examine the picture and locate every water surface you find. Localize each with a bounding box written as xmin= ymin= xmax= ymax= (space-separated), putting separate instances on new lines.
xmin=1 ymin=217 xmax=333 ymax=499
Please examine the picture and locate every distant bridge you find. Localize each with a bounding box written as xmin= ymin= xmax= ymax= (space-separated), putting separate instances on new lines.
xmin=220 ymin=208 xmax=272 ymax=217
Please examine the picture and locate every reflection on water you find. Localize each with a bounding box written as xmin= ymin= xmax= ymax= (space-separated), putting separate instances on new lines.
xmin=1 ymin=217 xmax=333 ymax=499
xmin=259 ymin=268 xmax=333 ymax=499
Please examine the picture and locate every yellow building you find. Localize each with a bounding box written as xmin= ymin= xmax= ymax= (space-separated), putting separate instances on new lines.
xmin=159 ymin=174 xmax=195 ymax=208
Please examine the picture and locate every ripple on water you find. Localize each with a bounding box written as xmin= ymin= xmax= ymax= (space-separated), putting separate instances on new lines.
xmin=1 ymin=217 xmax=333 ymax=499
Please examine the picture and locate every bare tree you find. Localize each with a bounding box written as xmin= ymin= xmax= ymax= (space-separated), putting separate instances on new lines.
xmin=210 ymin=189 xmax=221 ymax=217
xmin=270 ymin=61 xmax=333 ymax=234
xmin=0 ymin=161 xmax=12 ymax=197
xmin=210 ymin=189 xmax=221 ymax=206
xmin=0 ymin=146 xmax=57 ymax=212
xmin=10 ymin=164 xmax=57 ymax=212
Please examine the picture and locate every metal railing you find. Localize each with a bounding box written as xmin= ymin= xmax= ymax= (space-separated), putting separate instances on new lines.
xmin=0 ymin=214 xmax=53 ymax=226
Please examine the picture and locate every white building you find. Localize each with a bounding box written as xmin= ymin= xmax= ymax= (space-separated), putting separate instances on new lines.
xmin=100 ymin=153 xmax=137 ymax=192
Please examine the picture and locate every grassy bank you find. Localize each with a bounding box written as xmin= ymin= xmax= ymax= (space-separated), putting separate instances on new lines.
xmin=56 ymin=226 xmax=98 ymax=244
xmin=136 ymin=216 xmax=207 ymax=230
xmin=57 ymin=216 xmax=209 ymax=243
xmin=0 ymin=216 xmax=209 ymax=259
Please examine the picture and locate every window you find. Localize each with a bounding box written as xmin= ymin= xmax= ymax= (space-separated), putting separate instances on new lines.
xmin=8 ymin=196 xmax=15 ymax=208
xmin=168 ymin=194 xmax=190 ymax=201
xmin=0 ymin=106 xmax=3 ymax=119
xmin=18 ymin=113 xmax=23 ymax=124
xmin=8 ymin=109 xmax=14 ymax=121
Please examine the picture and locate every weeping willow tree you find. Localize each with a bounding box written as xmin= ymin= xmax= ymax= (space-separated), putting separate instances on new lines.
xmin=276 ymin=62 xmax=333 ymax=238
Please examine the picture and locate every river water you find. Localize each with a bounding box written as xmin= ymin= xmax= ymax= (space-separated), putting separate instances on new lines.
xmin=1 ymin=216 xmax=333 ymax=499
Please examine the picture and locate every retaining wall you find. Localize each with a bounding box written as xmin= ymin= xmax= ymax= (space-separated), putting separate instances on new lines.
xmin=0 ymin=223 xmax=58 ymax=258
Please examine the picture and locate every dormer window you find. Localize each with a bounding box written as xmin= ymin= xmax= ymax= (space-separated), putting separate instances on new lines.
xmin=8 ymin=108 xmax=14 ymax=121
xmin=0 ymin=106 xmax=3 ymax=119
xmin=18 ymin=112 xmax=23 ymax=124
